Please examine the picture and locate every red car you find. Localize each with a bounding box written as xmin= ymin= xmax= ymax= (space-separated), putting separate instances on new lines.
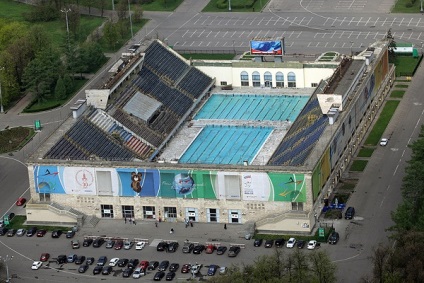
xmin=37 ymin=230 xmax=47 ymax=237
xmin=140 ymin=260 xmax=149 ymax=270
xmin=40 ymin=253 xmax=50 ymax=262
xmin=205 ymin=244 xmax=216 ymax=254
xmin=114 ymin=240 xmax=124 ymax=250
xmin=181 ymin=264 xmax=191 ymax=273
xmin=16 ymin=197 xmax=26 ymax=206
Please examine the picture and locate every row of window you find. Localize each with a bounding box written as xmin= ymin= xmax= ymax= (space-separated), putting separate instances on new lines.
xmin=240 ymin=71 xmax=296 ymax=87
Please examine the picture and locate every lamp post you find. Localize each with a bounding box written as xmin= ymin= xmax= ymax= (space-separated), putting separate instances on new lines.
xmin=61 ymin=8 xmax=71 ymax=51
xmin=350 ymin=41 xmax=354 ymax=56
xmin=0 ymin=66 xmax=4 ymax=113
xmin=228 ymin=0 xmax=231 ymax=11
xmin=0 ymin=255 xmax=13 ymax=282
xmin=127 ymin=0 xmax=133 ymax=38
xmin=421 ymin=0 xmax=423 ymax=13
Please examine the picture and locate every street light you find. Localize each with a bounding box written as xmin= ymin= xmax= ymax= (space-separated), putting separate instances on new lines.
xmin=350 ymin=41 xmax=354 ymax=56
xmin=228 ymin=0 xmax=231 ymax=11
xmin=421 ymin=0 xmax=423 ymax=13
xmin=127 ymin=0 xmax=133 ymax=38
xmin=61 ymin=8 xmax=71 ymax=51
xmin=0 ymin=66 xmax=4 ymax=114
xmin=0 ymin=255 xmax=13 ymax=282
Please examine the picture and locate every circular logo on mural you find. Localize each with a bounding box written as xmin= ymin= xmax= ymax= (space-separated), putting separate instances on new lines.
xmin=75 ymin=169 xmax=94 ymax=189
xmin=172 ymin=173 xmax=195 ymax=195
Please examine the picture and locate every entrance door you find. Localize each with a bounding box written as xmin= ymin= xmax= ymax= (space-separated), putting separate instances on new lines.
xmin=207 ymin=208 xmax=219 ymax=222
xmin=185 ymin=208 xmax=198 ymax=222
xmin=164 ymin=207 xmax=177 ymax=222
xmin=229 ymin=210 xmax=242 ymax=224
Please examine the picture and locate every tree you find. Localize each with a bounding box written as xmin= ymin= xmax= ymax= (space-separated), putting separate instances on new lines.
xmin=79 ymin=42 xmax=106 ymax=73
xmin=54 ymin=76 xmax=67 ymax=100
xmin=27 ymin=25 xmax=52 ymax=56
xmin=103 ymin=21 xmax=119 ymax=49
xmin=133 ymin=6 xmax=143 ymax=23
xmin=386 ymin=29 xmax=397 ymax=61
xmin=67 ymin=6 xmax=81 ymax=40
xmin=63 ymin=75 xmax=74 ymax=95
xmin=116 ymin=0 xmax=128 ymax=21
xmin=309 ymin=250 xmax=337 ymax=283
xmin=0 ymin=21 xmax=27 ymax=52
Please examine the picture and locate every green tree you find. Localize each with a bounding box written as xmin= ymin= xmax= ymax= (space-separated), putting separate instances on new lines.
xmin=116 ymin=0 xmax=128 ymax=21
xmin=27 ymin=25 xmax=52 ymax=56
xmin=63 ymin=75 xmax=74 ymax=95
xmin=54 ymin=76 xmax=67 ymax=100
xmin=309 ymin=250 xmax=337 ymax=283
xmin=79 ymin=42 xmax=106 ymax=73
xmin=133 ymin=6 xmax=143 ymax=23
xmin=103 ymin=21 xmax=119 ymax=49
xmin=0 ymin=21 xmax=27 ymax=52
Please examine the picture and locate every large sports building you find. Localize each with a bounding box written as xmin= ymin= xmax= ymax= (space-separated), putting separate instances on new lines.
xmin=26 ymin=39 xmax=393 ymax=234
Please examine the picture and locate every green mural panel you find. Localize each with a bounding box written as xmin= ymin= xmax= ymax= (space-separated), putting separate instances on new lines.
xmin=268 ymin=173 xmax=306 ymax=202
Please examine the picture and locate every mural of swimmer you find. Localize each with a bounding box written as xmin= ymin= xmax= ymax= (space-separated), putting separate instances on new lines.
xmin=172 ymin=173 xmax=195 ymax=195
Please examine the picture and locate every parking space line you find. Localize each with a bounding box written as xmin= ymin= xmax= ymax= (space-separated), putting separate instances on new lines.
xmin=288 ymin=31 xmax=294 ymax=38
xmin=400 ymin=32 xmax=404 ymax=39
xmin=257 ymin=18 xmax=264 ymax=26
xmin=331 ymin=17 xmax=338 ymax=26
xmin=324 ymin=17 xmax=330 ymax=26
xmin=193 ymin=17 xmax=201 ymax=25
xmin=271 ymin=31 xmax=278 ymax=38
xmin=333 ymin=42 xmax=337 ymax=48
xmin=342 ymin=42 xmax=346 ymax=48
xmin=390 ymin=18 xmax=396 ymax=26
xmin=382 ymin=17 xmax=387 ymax=26
xmin=417 ymin=18 xmax=422 ymax=27
xmin=290 ymin=17 xmax=297 ymax=25
xmin=365 ymin=17 xmax=371 ymax=26
xmin=207 ymin=42 xmax=211 ymax=47
xmin=217 ymin=18 xmax=224 ymax=25
xmin=214 ymin=31 xmax=220 ymax=38
xmin=340 ymin=17 xmax=346 ymax=26
xmin=182 ymin=30 xmax=189 ymax=38
xmin=325 ymin=42 xmax=328 ymax=48
xmin=356 ymin=31 xmax=361 ymax=39
xmin=206 ymin=31 xmax=212 ymax=38
xmin=234 ymin=17 xmax=240 ymax=25
xmin=247 ymin=30 xmax=254 ymax=37
xmin=306 ymin=18 xmax=312 ymax=26
xmin=198 ymin=41 xmax=202 ymax=47
xmin=266 ymin=17 xmax=273 ymax=25
xmin=407 ymin=18 xmax=413 ymax=27
xmin=356 ymin=17 xmax=363 ymax=26
xmin=399 ymin=18 xmax=404 ymax=26
xmin=339 ymin=31 xmax=345 ymax=38
xmin=241 ymin=18 xmax=247 ymax=25
xmin=198 ymin=30 xmax=204 ymax=38
xmin=225 ymin=17 xmax=232 ymax=25
xmin=374 ymin=32 xmax=380 ymax=39
xmin=299 ymin=17 xmax=306 ymax=25
xmin=373 ymin=17 xmax=379 ymax=26
xmin=297 ymin=32 xmax=302 ymax=38
xmin=348 ymin=31 xmax=353 ymax=38
xmin=255 ymin=30 xmax=262 ymax=37
xmin=264 ymin=30 xmax=270 ymax=37
xmin=330 ymin=31 xmax=336 ymax=38
xmin=201 ymin=16 xmax=210 ymax=26
xmin=190 ymin=30 xmax=197 ymax=37
xmin=231 ymin=31 xmax=237 ymax=37
xmin=418 ymin=32 xmax=423 ymax=40
xmin=249 ymin=17 xmax=257 ymax=25
xmin=190 ymin=41 xmax=195 ymax=46
xmin=223 ymin=31 xmax=228 ymax=37
xmin=215 ymin=41 xmax=220 ymax=47
xmin=349 ymin=17 xmax=355 ymax=26
xmin=239 ymin=31 xmax=245 ymax=38
xmin=408 ymin=32 xmax=413 ymax=39
xmin=274 ymin=17 xmax=280 ymax=26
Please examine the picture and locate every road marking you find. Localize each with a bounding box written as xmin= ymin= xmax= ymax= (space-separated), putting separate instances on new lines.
xmin=234 ymin=17 xmax=240 ymax=25
xmin=198 ymin=41 xmax=203 ymax=47
xmin=408 ymin=32 xmax=413 ymax=39
xmin=357 ymin=17 xmax=363 ymax=26
xmin=231 ymin=31 xmax=237 ymax=37
xmin=331 ymin=17 xmax=338 ymax=26
xmin=306 ymin=18 xmax=312 ymax=25
xmin=297 ymin=31 xmax=302 ymax=38
xmin=340 ymin=17 xmax=346 ymax=26
xmin=299 ymin=17 xmax=306 ymax=25
xmin=266 ymin=17 xmax=273 ymax=25
xmin=206 ymin=31 xmax=212 ymax=37
xmin=417 ymin=18 xmax=421 ymax=27
xmin=365 ymin=17 xmax=371 ymax=26
xmin=290 ymin=17 xmax=297 ymax=26
xmin=193 ymin=17 xmax=201 ymax=25
xmin=264 ymin=30 xmax=270 ymax=37
xmin=418 ymin=32 xmax=423 ymax=40
xmin=407 ymin=18 xmax=413 ymax=27
xmin=239 ymin=31 xmax=245 ymax=38
xmin=215 ymin=41 xmax=220 ymax=47
xmin=198 ymin=30 xmax=204 ymax=38
xmin=214 ymin=31 xmax=220 ymax=38
xmin=190 ymin=41 xmax=195 ymax=46
xmin=399 ymin=18 xmax=404 ymax=26
xmin=241 ymin=18 xmax=247 ymax=25
xmin=223 ymin=31 xmax=228 ymax=37
xmin=390 ymin=17 xmax=396 ymax=26
xmin=365 ymin=31 xmax=370 ymax=39
xmin=330 ymin=31 xmax=336 ymax=38
xmin=206 ymin=42 xmax=211 ymax=46
xmin=257 ymin=17 xmax=264 ymax=26
xmin=190 ymin=30 xmax=197 ymax=37
xmin=349 ymin=17 xmax=355 ymax=26
xmin=201 ymin=16 xmax=210 ymax=26
xmin=182 ymin=30 xmax=189 ymax=38
xmin=373 ymin=17 xmax=379 ymax=26
xmin=356 ymin=31 xmax=361 ymax=39
xmin=324 ymin=17 xmax=330 ymax=26
xmin=382 ymin=17 xmax=387 ymax=26
xmin=249 ymin=17 xmax=257 ymax=25
xmin=247 ymin=30 xmax=254 ymax=37
xmin=274 ymin=17 xmax=280 ymax=26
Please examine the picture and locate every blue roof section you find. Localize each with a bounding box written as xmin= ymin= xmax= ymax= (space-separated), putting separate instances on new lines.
xmin=195 ymin=94 xmax=309 ymax=121
xmin=179 ymin=125 xmax=273 ymax=165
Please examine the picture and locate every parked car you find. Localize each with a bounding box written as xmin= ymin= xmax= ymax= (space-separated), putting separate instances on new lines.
xmin=26 ymin=227 xmax=37 ymax=237
xmin=191 ymin=263 xmax=202 ymax=274
xmin=345 ymin=206 xmax=355 ymax=220
xmin=86 ymin=257 xmax=95 ymax=265
xmin=7 ymin=229 xmax=16 ymax=237
xmin=128 ymin=259 xmax=140 ymax=269
xmin=72 ymin=240 xmax=80 ymax=249
xmin=78 ymin=264 xmax=89 ymax=273
xmin=167 ymin=242 xmax=179 ymax=252
xmin=75 ymin=255 xmax=86 ymax=265
xmin=67 ymin=254 xmax=77 ymax=263
xmin=8 ymin=213 xmax=15 ymax=220
xmin=135 ymin=241 xmax=145 ymax=250
xmin=83 ymin=238 xmax=93 ymax=247
xmin=16 ymin=197 xmax=26 ymax=206
xmin=105 ymin=240 xmax=115 ymax=249
xmin=36 ymin=230 xmax=47 ymax=237
xmin=380 ymin=138 xmax=388 ymax=146
xmin=169 ymin=263 xmax=179 ymax=272
xmin=32 ymin=261 xmax=43 ymax=270
xmin=102 ymin=266 xmax=113 ymax=275
xmin=132 ymin=267 xmax=145 ymax=279
xmin=56 ymin=255 xmax=67 ymax=264
xmin=275 ymin=238 xmax=285 ymax=247
xmin=219 ymin=266 xmax=228 ymax=275
xmin=328 ymin=231 xmax=340 ymax=245
xmin=117 ymin=258 xmax=129 ymax=267
xmin=216 ymin=246 xmax=227 ymax=255
xmin=148 ymin=261 xmax=159 ymax=270
xmin=205 ymin=244 xmax=216 ymax=254
xmin=265 ymin=239 xmax=274 ymax=248
xmin=66 ymin=230 xmax=75 ymax=238
xmin=40 ymin=253 xmax=50 ymax=262
xmin=97 ymin=256 xmax=107 ymax=266
xmin=114 ymin=240 xmax=124 ymax=250
xmin=297 ymin=240 xmax=306 ymax=249
xmin=93 ymin=266 xmax=102 ymax=275
xmin=182 ymin=242 xmax=194 ymax=253
xmin=51 ymin=230 xmax=63 ymax=238
xmin=93 ymin=238 xmax=105 ymax=248
xmin=228 ymin=246 xmax=241 ymax=257
xmin=109 ymin=258 xmax=119 ymax=267
xmin=0 ymin=228 xmax=8 ymax=236
xmin=124 ymin=241 xmax=133 ymax=250
xmin=207 ymin=264 xmax=219 ymax=276
xmin=122 ymin=268 xmax=134 ymax=277
xmin=286 ymin=238 xmax=296 ymax=248
xmin=158 ymin=260 xmax=169 ymax=271
xmin=253 ymin=239 xmax=263 ymax=247
xmin=157 ymin=241 xmax=168 ymax=251
xmin=307 ymin=240 xmax=319 ymax=250
xmin=181 ymin=264 xmax=191 ymax=273
xmin=166 ymin=271 xmax=175 ymax=281
xmin=140 ymin=260 xmax=149 ymax=270
xmin=16 ymin=228 xmax=26 ymax=237
xmin=154 ymin=271 xmax=165 ymax=281
xmin=193 ymin=244 xmax=205 ymax=254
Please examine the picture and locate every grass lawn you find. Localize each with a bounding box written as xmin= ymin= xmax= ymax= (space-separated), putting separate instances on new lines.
xmin=391 ymin=56 xmax=421 ymax=76
xmin=8 ymin=216 xmax=72 ymax=231
xmin=0 ymin=127 xmax=34 ymax=153
xmin=365 ymin=100 xmax=400 ymax=146
xmin=179 ymin=53 xmax=236 ymax=60
xmin=75 ymin=0 xmax=184 ymax=11
xmin=202 ymin=0 xmax=268 ymax=12
xmin=392 ymin=0 xmax=423 ymax=12
xmin=391 ymin=90 xmax=406 ymax=98
xmin=357 ymin=147 xmax=374 ymax=157
xmin=350 ymin=160 xmax=368 ymax=171
xmin=395 ymin=84 xmax=409 ymax=88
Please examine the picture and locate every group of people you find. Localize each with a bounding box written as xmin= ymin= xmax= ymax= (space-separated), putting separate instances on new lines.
xmin=124 ymin=217 xmax=136 ymax=225
xmin=185 ymin=218 xmax=194 ymax=228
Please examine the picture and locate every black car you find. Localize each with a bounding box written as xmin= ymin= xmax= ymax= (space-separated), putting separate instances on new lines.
xmin=86 ymin=257 xmax=95 ymax=265
xmin=93 ymin=266 xmax=102 ymax=275
xmin=57 ymin=255 xmax=67 ymax=264
xmin=105 ymin=240 xmax=115 ymax=249
xmin=6 ymin=229 xmax=15 ymax=237
xmin=122 ymin=268 xmax=133 ymax=277
xmin=51 ymin=230 xmax=63 ymax=238
xmin=253 ymin=239 xmax=263 ymax=247
xmin=275 ymin=238 xmax=285 ymax=247
xmin=97 ymin=256 xmax=107 ymax=266
xmin=0 ymin=227 xmax=9 ymax=236
xmin=265 ymin=239 xmax=274 ymax=248
xmin=78 ymin=264 xmax=89 ymax=273
xmin=167 ymin=242 xmax=179 ymax=253
xmin=93 ymin=238 xmax=105 ymax=248
xmin=8 ymin=213 xmax=15 ymax=220
xmin=128 ymin=258 xmax=140 ymax=269
xmin=328 ymin=231 xmax=340 ymax=245
xmin=193 ymin=244 xmax=205 ymax=254
xmin=169 ymin=263 xmax=179 ymax=272
xmin=66 ymin=230 xmax=75 ymax=238
xmin=156 ymin=241 xmax=168 ymax=251
xmin=166 ymin=271 xmax=175 ymax=281
xmin=216 ymin=246 xmax=227 ymax=255
xmin=154 ymin=271 xmax=165 ymax=281
xmin=102 ymin=266 xmax=113 ymax=275
xmin=83 ymin=238 xmax=93 ymax=247
xmin=297 ymin=240 xmax=306 ymax=249
xmin=148 ymin=261 xmax=159 ymax=270
xmin=26 ymin=227 xmax=37 ymax=237
xmin=228 ymin=246 xmax=241 ymax=257
xmin=158 ymin=260 xmax=169 ymax=271
xmin=75 ymin=256 xmax=86 ymax=265
xmin=117 ymin=258 xmax=129 ymax=267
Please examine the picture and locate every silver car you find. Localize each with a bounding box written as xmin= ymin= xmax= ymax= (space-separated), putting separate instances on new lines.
xmin=16 ymin=228 xmax=26 ymax=236
xmin=124 ymin=241 xmax=133 ymax=250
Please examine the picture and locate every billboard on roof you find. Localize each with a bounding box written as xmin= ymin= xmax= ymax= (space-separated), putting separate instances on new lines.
xmin=250 ymin=40 xmax=283 ymax=56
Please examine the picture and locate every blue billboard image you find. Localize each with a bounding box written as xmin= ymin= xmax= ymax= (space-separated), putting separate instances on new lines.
xmin=250 ymin=40 xmax=283 ymax=55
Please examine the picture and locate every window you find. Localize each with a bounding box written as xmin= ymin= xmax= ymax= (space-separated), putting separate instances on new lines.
xmin=252 ymin=71 xmax=260 ymax=87
xmin=39 ymin=193 xmax=50 ymax=202
xmin=276 ymin=72 xmax=284 ymax=87
xmin=288 ymin=72 xmax=296 ymax=87
xmin=240 ymin=71 xmax=249 ymax=86
xmin=220 ymin=81 xmax=227 ymax=86
xmin=101 ymin=204 xmax=114 ymax=218
xmin=291 ymin=202 xmax=303 ymax=211
xmin=143 ymin=206 xmax=156 ymax=219
xmin=122 ymin=205 xmax=134 ymax=218
xmin=311 ymin=83 xmax=318 ymax=87
xmin=164 ymin=207 xmax=177 ymax=220
xmin=207 ymin=208 xmax=219 ymax=222
xmin=264 ymin=71 xmax=272 ymax=87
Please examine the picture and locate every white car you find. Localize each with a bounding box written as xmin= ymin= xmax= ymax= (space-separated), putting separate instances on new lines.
xmin=307 ymin=240 xmax=317 ymax=250
xmin=380 ymin=138 xmax=388 ymax=146
xmin=32 ymin=261 xmax=43 ymax=270
xmin=124 ymin=241 xmax=133 ymax=250
xmin=286 ymin=237 xmax=296 ymax=248
xmin=135 ymin=241 xmax=145 ymax=250
xmin=219 ymin=266 xmax=227 ymax=275
xmin=109 ymin=258 xmax=120 ymax=267
xmin=191 ymin=263 xmax=202 ymax=275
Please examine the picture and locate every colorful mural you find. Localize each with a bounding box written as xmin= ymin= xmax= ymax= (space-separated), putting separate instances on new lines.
xmin=33 ymin=166 xmax=306 ymax=202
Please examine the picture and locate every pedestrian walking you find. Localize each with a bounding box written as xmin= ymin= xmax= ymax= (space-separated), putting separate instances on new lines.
xmin=155 ymin=221 xmax=158 ymax=227
xmin=133 ymin=219 xmax=136 ymax=225
xmin=129 ymin=218 xmax=132 ymax=224
xmin=224 ymin=224 xmax=227 ymax=230
xmin=190 ymin=220 xmax=193 ymax=227
xmin=124 ymin=217 xmax=127 ymax=224
xmin=170 ymin=228 xmax=174 ymax=234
